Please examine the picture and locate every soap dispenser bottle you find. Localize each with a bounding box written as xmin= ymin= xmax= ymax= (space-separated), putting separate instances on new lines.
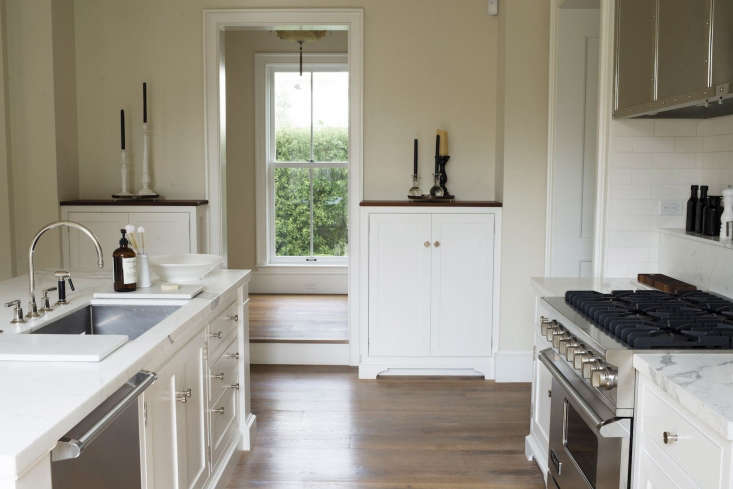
xmin=113 ymin=228 xmax=137 ymax=292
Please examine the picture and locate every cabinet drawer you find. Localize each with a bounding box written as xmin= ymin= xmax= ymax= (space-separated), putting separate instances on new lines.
xmin=208 ymin=301 xmax=239 ymax=361
xmin=210 ymin=386 xmax=238 ymax=468
xmin=639 ymin=381 xmax=725 ymax=489
xmin=208 ymin=337 xmax=239 ymax=406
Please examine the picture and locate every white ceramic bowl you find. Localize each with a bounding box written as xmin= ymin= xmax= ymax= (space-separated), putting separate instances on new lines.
xmin=149 ymin=254 xmax=224 ymax=283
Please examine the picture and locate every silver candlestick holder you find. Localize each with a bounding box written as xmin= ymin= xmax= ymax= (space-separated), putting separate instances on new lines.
xmin=408 ymin=175 xmax=425 ymax=199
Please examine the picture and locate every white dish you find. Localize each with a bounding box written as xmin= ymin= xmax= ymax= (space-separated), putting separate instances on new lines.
xmin=149 ymin=254 xmax=223 ymax=283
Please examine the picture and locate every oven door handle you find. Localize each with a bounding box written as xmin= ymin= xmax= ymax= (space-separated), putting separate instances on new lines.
xmin=539 ymin=349 xmax=630 ymax=439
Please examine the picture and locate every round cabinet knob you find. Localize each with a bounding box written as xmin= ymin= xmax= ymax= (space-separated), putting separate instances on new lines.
xmin=582 ymin=359 xmax=602 ymax=379
xmin=663 ymin=431 xmax=679 ymax=445
xmin=210 ymin=331 xmax=223 ymax=339
xmin=228 ymin=314 xmax=239 ymax=322
xmin=591 ymin=367 xmax=618 ymax=389
xmin=211 ymin=372 xmax=225 ymax=382
xmin=433 ymin=241 xmax=440 ymax=248
xmin=424 ymin=241 xmax=431 ymax=248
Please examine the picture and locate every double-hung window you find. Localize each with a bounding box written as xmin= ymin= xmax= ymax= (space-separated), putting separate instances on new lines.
xmin=263 ymin=56 xmax=349 ymax=265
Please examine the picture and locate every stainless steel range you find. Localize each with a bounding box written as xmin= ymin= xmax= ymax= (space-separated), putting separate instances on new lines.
xmin=538 ymin=289 xmax=733 ymax=489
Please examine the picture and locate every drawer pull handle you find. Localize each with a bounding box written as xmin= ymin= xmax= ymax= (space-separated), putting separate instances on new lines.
xmin=228 ymin=314 xmax=239 ymax=322
xmin=211 ymin=407 xmax=225 ymax=415
xmin=176 ymin=388 xmax=192 ymax=404
xmin=211 ymin=372 xmax=224 ymax=382
xmin=226 ymin=383 xmax=240 ymax=391
xmin=224 ymin=352 xmax=240 ymax=360
xmin=433 ymin=241 xmax=440 ymax=247
xmin=663 ymin=431 xmax=678 ymax=445
xmin=210 ymin=331 xmax=223 ymax=339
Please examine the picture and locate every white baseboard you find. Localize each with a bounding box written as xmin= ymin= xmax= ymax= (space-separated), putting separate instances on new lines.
xmin=250 ymin=265 xmax=347 ymax=294
xmin=251 ymin=342 xmax=350 ymax=365
xmin=494 ymin=350 xmax=533 ymax=382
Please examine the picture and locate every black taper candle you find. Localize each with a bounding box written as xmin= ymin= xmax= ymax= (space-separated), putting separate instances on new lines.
xmin=143 ymin=82 xmax=148 ymax=123
xmin=413 ymin=139 xmax=418 ymax=177
xmin=434 ymin=134 xmax=440 ymax=174
xmin=120 ymin=109 xmax=125 ymax=150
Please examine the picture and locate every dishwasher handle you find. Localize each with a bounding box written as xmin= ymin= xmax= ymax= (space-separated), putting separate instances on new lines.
xmin=51 ymin=370 xmax=157 ymax=462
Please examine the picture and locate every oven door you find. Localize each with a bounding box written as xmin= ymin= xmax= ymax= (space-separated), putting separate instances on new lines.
xmin=539 ymin=349 xmax=631 ymax=489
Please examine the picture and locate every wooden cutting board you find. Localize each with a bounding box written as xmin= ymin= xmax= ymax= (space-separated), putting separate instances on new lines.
xmin=637 ymin=274 xmax=697 ymax=294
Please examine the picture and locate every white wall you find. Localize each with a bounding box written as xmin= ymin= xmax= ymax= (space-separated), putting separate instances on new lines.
xmin=73 ymin=0 xmax=499 ymax=202
xmin=0 ymin=0 xmax=14 ymax=280
xmin=604 ymin=114 xmax=733 ymax=276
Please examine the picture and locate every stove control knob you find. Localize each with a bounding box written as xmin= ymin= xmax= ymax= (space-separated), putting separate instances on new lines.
xmin=582 ymin=359 xmax=602 ymax=379
xmin=546 ymin=325 xmax=564 ymax=342
xmin=540 ymin=318 xmax=555 ymax=336
xmin=573 ymin=352 xmax=592 ymax=370
xmin=559 ymin=340 xmax=579 ymax=356
xmin=566 ymin=346 xmax=586 ymax=363
xmin=591 ymin=368 xmax=618 ymax=389
xmin=552 ymin=332 xmax=571 ymax=349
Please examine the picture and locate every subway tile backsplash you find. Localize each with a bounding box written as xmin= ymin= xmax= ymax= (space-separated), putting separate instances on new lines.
xmin=604 ymin=114 xmax=733 ymax=277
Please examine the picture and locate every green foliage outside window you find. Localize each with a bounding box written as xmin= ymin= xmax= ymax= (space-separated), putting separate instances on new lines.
xmin=274 ymin=127 xmax=349 ymax=258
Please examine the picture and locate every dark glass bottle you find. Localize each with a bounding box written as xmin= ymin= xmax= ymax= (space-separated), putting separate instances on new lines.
xmin=704 ymin=196 xmax=722 ymax=236
xmin=695 ymin=185 xmax=709 ymax=234
xmin=113 ymin=229 xmax=137 ymax=292
xmin=686 ymin=185 xmax=699 ymax=232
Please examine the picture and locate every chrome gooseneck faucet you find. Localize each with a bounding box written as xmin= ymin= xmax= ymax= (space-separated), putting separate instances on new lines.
xmin=27 ymin=221 xmax=104 ymax=318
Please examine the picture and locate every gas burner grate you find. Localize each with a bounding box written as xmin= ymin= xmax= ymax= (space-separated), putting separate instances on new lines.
xmin=564 ymin=290 xmax=733 ymax=349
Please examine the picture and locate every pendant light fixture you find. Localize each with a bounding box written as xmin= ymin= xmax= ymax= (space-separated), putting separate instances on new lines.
xmin=275 ymin=30 xmax=328 ymax=76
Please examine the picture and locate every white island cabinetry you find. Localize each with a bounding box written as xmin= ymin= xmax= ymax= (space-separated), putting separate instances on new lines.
xmin=358 ymin=203 xmax=501 ymax=379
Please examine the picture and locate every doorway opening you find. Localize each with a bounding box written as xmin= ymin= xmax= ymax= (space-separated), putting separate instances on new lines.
xmin=546 ymin=0 xmax=601 ymax=277
xmin=204 ymin=10 xmax=363 ymax=364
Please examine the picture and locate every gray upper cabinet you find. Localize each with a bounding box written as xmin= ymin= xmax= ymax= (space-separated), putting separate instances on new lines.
xmin=615 ymin=0 xmax=656 ymax=116
xmin=614 ymin=0 xmax=733 ymax=118
xmin=657 ymin=0 xmax=710 ymax=103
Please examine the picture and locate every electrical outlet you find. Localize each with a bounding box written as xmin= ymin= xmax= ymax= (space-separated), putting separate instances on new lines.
xmin=488 ymin=0 xmax=498 ymax=16
xmin=660 ymin=200 xmax=683 ymax=217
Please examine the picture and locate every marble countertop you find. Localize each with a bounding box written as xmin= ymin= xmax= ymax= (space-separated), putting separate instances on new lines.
xmin=634 ymin=353 xmax=733 ymax=441
xmin=0 ymin=269 xmax=251 ymax=481
xmin=530 ymin=277 xmax=649 ymax=297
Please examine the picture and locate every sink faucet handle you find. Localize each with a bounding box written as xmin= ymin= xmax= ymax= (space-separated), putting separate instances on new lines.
xmin=5 ymin=300 xmax=25 ymax=324
xmin=41 ymin=287 xmax=57 ymax=312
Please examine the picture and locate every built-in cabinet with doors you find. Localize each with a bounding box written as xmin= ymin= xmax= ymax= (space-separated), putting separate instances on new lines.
xmin=59 ymin=201 xmax=208 ymax=272
xmin=358 ymin=203 xmax=501 ymax=379
xmin=142 ymin=281 xmax=253 ymax=489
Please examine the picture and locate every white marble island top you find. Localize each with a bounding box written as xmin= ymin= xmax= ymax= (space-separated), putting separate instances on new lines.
xmin=0 ymin=269 xmax=250 ymax=484
xmin=634 ymin=353 xmax=733 ymax=441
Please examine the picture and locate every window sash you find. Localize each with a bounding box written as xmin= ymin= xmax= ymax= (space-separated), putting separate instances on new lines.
xmin=266 ymin=62 xmax=349 ymax=265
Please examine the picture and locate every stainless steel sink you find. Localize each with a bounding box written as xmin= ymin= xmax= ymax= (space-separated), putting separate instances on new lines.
xmin=31 ymin=305 xmax=180 ymax=340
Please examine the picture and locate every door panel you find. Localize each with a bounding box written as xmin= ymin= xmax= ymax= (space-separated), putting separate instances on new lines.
xmin=66 ymin=212 xmax=128 ymax=272
xmin=430 ymin=214 xmax=494 ymax=356
xmin=129 ymin=212 xmax=191 ymax=256
xmin=368 ymin=214 xmax=431 ymax=357
xmin=143 ymin=362 xmax=178 ymax=489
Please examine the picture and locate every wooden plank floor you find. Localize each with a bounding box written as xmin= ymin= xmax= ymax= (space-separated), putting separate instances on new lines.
xmin=249 ymin=294 xmax=348 ymax=343
xmin=224 ymin=365 xmax=545 ymax=489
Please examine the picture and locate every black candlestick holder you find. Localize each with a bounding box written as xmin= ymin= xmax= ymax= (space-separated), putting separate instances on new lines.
xmin=434 ymin=155 xmax=454 ymax=199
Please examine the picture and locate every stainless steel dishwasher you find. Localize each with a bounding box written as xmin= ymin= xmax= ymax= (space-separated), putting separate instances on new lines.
xmin=50 ymin=370 xmax=156 ymax=489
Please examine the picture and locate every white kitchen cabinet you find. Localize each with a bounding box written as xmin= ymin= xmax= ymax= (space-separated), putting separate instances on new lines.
xmin=144 ymin=333 xmax=208 ymax=489
xmin=60 ymin=202 xmax=207 ymax=272
xmin=359 ymin=205 xmax=501 ymax=379
xmin=632 ymin=374 xmax=732 ymax=489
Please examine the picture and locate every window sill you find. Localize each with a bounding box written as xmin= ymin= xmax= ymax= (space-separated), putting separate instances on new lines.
xmin=255 ymin=263 xmax=347 ymax=275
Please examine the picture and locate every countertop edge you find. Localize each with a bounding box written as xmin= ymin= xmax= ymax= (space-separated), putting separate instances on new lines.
xmin=60 ymin=199 xmax=209 ymax=206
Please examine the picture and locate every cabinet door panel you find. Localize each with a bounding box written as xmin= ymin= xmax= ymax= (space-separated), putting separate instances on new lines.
xmin=144 ymin=362 xmax=179 ymax=489
xmin=368 ymin=214 xmax=431 ymax=357
xmin=176 ymin=336 xmax=208 ymax=489
xmin=66 ymin=211 xmax=128 ymax=272
xmin=533 ymin=354 xmax=553 ymax=446
xmin=129 ymin=212 xmax=191 ymax=256
xmin=633 ymin=446 xmax=685 ymax=489
xmin=615 ymin=0 xmax=656 ymax=113
xmin=430 ymin=214 xmax=494 ymax=356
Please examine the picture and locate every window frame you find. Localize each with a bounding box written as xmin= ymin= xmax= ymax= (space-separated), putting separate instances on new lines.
xmin=257 ymin=53 xmax=349 ymax=266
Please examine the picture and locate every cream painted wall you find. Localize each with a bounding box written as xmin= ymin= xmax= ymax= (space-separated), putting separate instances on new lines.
xmin=73 ymin=0 xmax=497 ymax=202
xmin=0 ymin=0 xmax=15 ymax=280
xmin=225 ymin=30 xmax=347 ymax=270
xmin=5 ymin=0 xmax=62 ymax=274
xmin=498 ymin=0 xmax=550 ymax=351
